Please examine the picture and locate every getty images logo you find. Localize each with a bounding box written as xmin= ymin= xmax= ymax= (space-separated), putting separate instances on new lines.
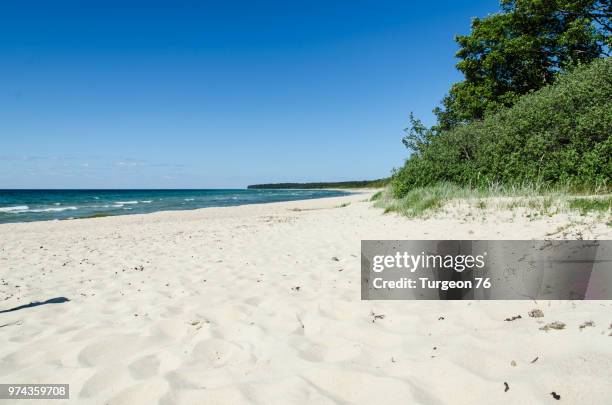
xmin=372 ymin=251 xmax=488 ymax=273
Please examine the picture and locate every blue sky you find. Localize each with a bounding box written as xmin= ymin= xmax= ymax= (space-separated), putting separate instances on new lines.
xmin=1 ymin=0 xmax=499 ymax=188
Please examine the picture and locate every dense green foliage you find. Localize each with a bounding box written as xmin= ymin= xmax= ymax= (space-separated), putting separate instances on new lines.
xmin=248 ymin=178 xmax=389 ymax=189
xmin=435 ymin=0 xmax=610 ymax=130
xmin=392 ymin=58 xmax=611 ymax=197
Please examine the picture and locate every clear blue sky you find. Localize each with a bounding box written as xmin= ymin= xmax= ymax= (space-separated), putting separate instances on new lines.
xmin=1 ymin=0 xmax=499 ymax=188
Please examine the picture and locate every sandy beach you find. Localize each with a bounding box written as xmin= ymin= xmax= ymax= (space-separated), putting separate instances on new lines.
xmin=1 ymin=191 xmax=611 ymax=404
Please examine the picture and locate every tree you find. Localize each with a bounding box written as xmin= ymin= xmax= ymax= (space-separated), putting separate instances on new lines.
xmin=401 ymin=113 xmax=435 ymax=155
xmin=434 ymin=0 xmax=610 ymax=131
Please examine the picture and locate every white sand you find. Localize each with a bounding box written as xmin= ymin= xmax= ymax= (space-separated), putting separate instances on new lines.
xmin=0 ymin=191 xmax=610 ymax=404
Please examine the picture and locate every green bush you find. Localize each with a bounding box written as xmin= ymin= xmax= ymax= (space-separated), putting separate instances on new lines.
xmin=392 ymin=58 xmax=612 ymax=198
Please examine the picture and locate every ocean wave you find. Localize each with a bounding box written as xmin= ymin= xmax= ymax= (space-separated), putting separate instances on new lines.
xmin=27 ymin=206 xmax=78 ymax=213
xmin=184 ymin=198 xmax=195 ymax=201
xmin=140 ymin=200 xmax=152 ymax=203
xmin=115 ymin=201 xmax=139 ymax=204
xmin=0 ymin=205 xmax=29 ymax=213
xmin=112 ymin=204 xmax=124 ymax=208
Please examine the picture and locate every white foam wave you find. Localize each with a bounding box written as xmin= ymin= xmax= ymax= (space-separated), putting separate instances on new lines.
xmin=27 ymin=206 xmax=78 ymax=213
xmin=116 ymin=201 xmax=139 ymax=204
xmin=0 ymin=205 xmax=29 ymax=213
xmin=140 ymin=200 xmax=152 ymax=203
xmin=184 ymin=198 xmax=195 ymax=201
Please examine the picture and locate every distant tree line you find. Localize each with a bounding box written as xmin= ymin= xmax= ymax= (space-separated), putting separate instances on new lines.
xmin=248 ymin=179 xmax=389 ymax=189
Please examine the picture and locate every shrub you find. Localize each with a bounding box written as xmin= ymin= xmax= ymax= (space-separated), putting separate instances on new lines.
xmin=392 ymin=58 xmax=612 ymax=198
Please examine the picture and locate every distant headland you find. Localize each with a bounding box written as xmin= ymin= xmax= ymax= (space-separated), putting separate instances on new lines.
xmin=247 ymin=179 xmax=389 ymax=189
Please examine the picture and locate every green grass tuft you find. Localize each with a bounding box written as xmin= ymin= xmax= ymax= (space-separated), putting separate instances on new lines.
xmin=568 ymin=197 xmax=612 ymax=215
xmin=370 ymin=191 xmax=383 ymax=201
xmin=374 ymin=183 xmax=459 ymax=217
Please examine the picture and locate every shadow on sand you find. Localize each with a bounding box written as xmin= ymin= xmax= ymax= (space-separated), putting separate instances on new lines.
xmin=0 ymin=297 xmax=70 ymax=314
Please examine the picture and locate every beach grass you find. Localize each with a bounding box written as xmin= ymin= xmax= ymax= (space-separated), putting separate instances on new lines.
xmin=374 ymin=182 xmax=612 ymax=218
xmin=568 ymin=196 xmax=612 ymax=215
xmin=370 ymin=191 xmax=383 ymax=201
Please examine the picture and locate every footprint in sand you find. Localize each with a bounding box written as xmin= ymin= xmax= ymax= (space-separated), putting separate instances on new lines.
xmin=244 ymin=296 xmax=263 ymax=307
xmin=295 ymin=336 xmax=362 ymax=363
xmin=192 ymin=338 xmax=251 ymax=368
xmin=129 ymin=354 xmax=160 ymax=379
xmin=77 ymin=335 xmax=144 ymax=367
xmin=80 ymin=367 xmax=130 ymax=398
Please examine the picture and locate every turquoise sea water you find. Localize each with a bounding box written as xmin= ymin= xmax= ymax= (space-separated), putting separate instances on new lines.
xmin=0 ymin=189 xmax=349 ymax=224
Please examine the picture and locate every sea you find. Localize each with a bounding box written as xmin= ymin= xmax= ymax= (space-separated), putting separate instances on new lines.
xmin=0 ymin=189 xmax=349 ymax=224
